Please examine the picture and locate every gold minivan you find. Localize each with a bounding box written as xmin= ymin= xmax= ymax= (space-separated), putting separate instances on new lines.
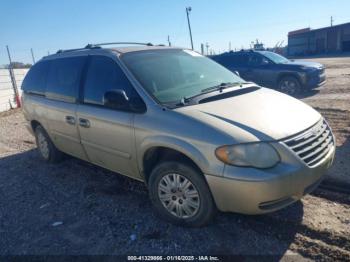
xmin=22 ymin=43 xmax=335 ymax=226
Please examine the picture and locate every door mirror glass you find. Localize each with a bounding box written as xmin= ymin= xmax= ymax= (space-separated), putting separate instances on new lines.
xmin=103 ymin=89 xmax=129 ymax=110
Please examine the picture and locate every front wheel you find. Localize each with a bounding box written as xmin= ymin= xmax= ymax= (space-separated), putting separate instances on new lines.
xmin=278 ymin=76 xmax=301 ymax=95
xmin=148 ymin=161 xmax=216 ymax=227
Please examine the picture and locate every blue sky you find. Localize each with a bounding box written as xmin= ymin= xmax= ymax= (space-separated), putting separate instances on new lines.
xmin=1 ymin=0 xmax=349 ymax=65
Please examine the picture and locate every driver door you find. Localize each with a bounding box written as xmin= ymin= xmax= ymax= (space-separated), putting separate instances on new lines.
xmin=76 ymin=55 xmax=140 ymax=179
xmin=248 ymin=54 xmax=275 ymax=87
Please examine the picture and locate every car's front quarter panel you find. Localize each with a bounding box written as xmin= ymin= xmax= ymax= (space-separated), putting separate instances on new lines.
xmin=134 ymin=105 xmax=232 ymax=178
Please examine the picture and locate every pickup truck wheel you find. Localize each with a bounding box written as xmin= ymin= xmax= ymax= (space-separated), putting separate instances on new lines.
xmin=148 ymin=161 xmax=216 ymax=227
xmin=278 ymin=76 xmax=301 ymax=95
xmin=34 ymin=125 xmax=63 ymax=163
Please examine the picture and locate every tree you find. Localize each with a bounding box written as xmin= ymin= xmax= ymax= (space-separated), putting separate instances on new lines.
xmin=5 ymin=62 xmax=32 ymax=69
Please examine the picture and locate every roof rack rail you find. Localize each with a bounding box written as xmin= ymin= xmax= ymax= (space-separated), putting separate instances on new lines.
xmin=85 ymin=42 xmax=153 ymax=49
xmin=56 ymin=42 xmax=154 ymax=54
xmin=56 ymin=46 xmax=101 ymax=54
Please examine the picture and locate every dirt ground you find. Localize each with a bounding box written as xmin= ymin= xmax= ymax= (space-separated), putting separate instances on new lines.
xmin=296 ymin=56 xmax=350 ymax=188
xmin=0 ymin=56 xmax=350 ymax=260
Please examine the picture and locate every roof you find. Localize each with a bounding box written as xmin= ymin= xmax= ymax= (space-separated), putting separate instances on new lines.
xmin=288 ymin=22 xmax=350 ymax=37
xmin=110 ymin=45 xmax=182 ymax=54
xmin=40 ymin=44 xmax=184 ymax=61
xmin=213 ymin=49 xmax=270 ymax=57
xmin=288 ymin=28 xmax=311 ymax=36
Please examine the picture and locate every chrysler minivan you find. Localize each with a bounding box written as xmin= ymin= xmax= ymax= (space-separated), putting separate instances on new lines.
xmin=21 ymin=43 xmax=335 ymax=226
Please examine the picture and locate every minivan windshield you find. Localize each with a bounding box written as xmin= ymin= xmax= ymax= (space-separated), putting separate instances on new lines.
xmin=121 ymin=49 xmax=245 ymax=104
xmin=260 ymin=51 xmax=289 ymax=64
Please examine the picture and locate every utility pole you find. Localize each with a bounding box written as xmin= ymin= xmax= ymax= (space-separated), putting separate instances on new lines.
xmin=200 ymin=43 xmax=204 ymax=55
xmin=6 ymin=45 xmax=21 ymax=108
xmin=167 ymin=35 xmax=171 ymax=46
xmin=331 ymin=16 xmax=334 ymax=27
xmin=206 ymin=42 xmax=209 ymax=55
xmin=229 ymin=41 xmax=232 ymax=51
xmin=30 ymin=48 xmax=35 ymax=64
xmin=186 ymin=7 xmax=194 ymax=50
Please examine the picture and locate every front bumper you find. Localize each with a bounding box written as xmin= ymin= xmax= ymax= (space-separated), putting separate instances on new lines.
xmin=304 ymin=70 xmax=326 ymax=89
xmin=205 ymin=142 xmax=335 ymax=214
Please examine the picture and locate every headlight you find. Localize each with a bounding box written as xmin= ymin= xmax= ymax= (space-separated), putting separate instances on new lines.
xmin=215 ymin=142 xmax=280 ymax=169
xmin=301 ymin=66 xmax=317 ymax=72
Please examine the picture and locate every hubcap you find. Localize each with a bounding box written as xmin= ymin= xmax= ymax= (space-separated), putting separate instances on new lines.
xmin=37 ymin=132 xmax=49 ymax=159
xmin=158 ymin=173 xmax=200 ymax=219
xmin=280 ymin=80 xmax=298 ymax=95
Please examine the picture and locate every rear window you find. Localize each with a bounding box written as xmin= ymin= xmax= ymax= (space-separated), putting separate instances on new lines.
xmin=22 ymin=61 xmax=50 ymax=95
xmin=46 ymin=56 xmax=87 ymax=103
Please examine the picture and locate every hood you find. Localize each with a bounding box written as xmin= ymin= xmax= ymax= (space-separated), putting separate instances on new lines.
xmin=284 ymin=60 xmax=324 ymax=70
xmin=175 ymin=87 xmax=321 ymax=142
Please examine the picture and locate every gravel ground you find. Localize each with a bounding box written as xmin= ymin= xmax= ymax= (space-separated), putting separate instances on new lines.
xmin=296 ymin=56 xmax=350 ymax=187
xmin=0 ymin=57 xmax=350 ymax=260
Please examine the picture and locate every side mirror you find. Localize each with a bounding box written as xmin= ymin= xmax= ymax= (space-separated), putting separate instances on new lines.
xmin=262 ymin=59 xmax=270 ymax=65
xmin=234 ymin=71 xmax=240 ymax=76
xmin=103 ymin=89 xmax=129 ymax=110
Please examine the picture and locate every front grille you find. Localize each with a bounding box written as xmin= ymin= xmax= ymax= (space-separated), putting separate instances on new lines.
xmin=283 ymin=119 xmax=334 ymax=167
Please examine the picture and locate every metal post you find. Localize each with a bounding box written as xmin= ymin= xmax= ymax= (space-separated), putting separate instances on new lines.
xmin=186 ymin=7 xmax=194 ymax=50
xmin=31 ymin=48 xmax=36 ymax=64
xmin=6 ymin=45 xmax=21 ymax=108
xmin=167 ymin=35 xmax=171 ymax=47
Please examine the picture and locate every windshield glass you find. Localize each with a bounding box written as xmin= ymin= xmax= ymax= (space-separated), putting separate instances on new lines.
xmin=121 ymin=49 xmax=244 ymax=104
xmin=260 ymin=51 xmax=289 ymax=64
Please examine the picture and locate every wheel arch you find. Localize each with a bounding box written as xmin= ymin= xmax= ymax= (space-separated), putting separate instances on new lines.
xmin=30 ymin=119 xmax=42 ymax=131
xmin=277 ymin=72 xmax=302 ymax=86
xmin=139 ymin=136 xmax=210 ymax=184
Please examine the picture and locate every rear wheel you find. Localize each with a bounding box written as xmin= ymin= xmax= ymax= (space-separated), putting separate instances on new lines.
xmin=278 ymin=76 xmax=301 ymax=95
xmin=34 ymin=125 xmax=63 ymax=163
xmin=148 ymin=161 xmax=216 ymax=227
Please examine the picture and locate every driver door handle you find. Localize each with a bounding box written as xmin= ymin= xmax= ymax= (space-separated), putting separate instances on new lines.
xmin=65 ymin=115 xmax=76 ymax=125
xmin=79 ymin=118 xmax=90 ymax=128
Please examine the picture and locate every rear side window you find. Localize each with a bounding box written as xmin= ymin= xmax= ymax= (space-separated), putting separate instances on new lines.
xmin=236 ymin=53 xmax=249 ymax=66
xmin=22 ymin=61 xmax=50 ymax=95
xmin=214 ymin=53 xmax=249 ymax=67
xmin=83 ymin=56 xmax=137 ymax=106
xmin=46 ymin=56 xmax=86 ymax=103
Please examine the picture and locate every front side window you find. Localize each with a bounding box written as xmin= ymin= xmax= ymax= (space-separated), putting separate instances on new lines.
xmin=122 ymin=49 xmax=244 ymax=104
xmin=260 ymin=51 xmax=289 ymax=64
xmin=22 ymin=61 xmax=50 ymax=95
xmin=83 ymin=56 xmax=138 ymax=106
xmin=46 ymin=56 xmax=86 ymax=103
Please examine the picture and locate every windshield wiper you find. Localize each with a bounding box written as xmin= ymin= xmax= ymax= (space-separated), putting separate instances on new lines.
xmin=181 ymin=82 xmax=245 ymax=104
xmin=201 ymin=82 xmax=241 ymax=93
xmin=175 ymin=81 xmax=253 ymax=107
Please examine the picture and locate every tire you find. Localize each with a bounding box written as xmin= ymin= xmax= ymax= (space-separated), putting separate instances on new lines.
xmin=278 ymin=76 xmax=302 ymax=95
xmin=148 ymin=161 xmax=216 ymax=227
xmin=34 ymin=125 xmax=63 ymax=163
